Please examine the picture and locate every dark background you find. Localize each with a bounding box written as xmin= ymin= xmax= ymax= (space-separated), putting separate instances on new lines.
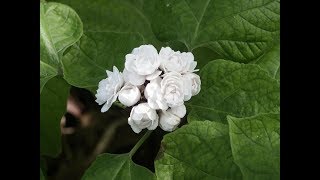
xmin=43 ymin=86 xmax=183 ymax=179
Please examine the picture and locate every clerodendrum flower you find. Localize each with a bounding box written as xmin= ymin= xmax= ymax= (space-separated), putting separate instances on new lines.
xmin=128 ymin=103 xmax=159 ymax=133
xmin=182 ymin=72 xmax=201 ymax=101
xmin=159 ymin=47 xmax=197 ymax=74
xmin=95 ymin=66 xmax=124 ymax=112
xmin=161 ymin=72 xmax=185 ymax=108
xmin=124 ymin=44 xmax=161 ymax=85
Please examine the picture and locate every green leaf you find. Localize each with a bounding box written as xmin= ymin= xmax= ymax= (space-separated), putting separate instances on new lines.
xmin=146 ymin=0 xmax=280 ymax=63
xmin=252 ymin=42 xmax=280 ymax=80
xmin=228 ymin=113 xmax=280 ymax=180
xmin=52 ymin=0 xmax=159 ymax=46
xmin=40 ymin=77 xmax=70 ymax=157
xmin=187 ymin=60 xmax=279 ymax=123
xmin=40 ymin=168 xmax=45 ymax=180
xmin=40 ymin=1 xmax=83 ymax=91
xmin=61 ymin=32 xmax=144 ymax=90
xmin=40 ymin=61 xmax=58 ymax=93
xmin=82 ymin=153 xmax=155 ymax=180
xmin=155 ymin=121 xmax=242 ymax=180
xmin=191 ymin=46 xmax=222 ymax=69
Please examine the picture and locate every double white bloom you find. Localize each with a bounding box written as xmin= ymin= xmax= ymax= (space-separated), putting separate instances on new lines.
xmin=95 ymin=45 xmax=201 ymax=133
xmin=95 ymin=66 xmax=124 ymax=112
xmin=128 ymin=103 xmax=158 ymax=133
xmin=123 ymin=45 xmax=161 ymax=85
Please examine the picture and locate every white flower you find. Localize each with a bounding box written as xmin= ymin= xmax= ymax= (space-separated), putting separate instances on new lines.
xmin=124 ymin=45 xmax=161 ymax=85
xmin=182 ymin=73 xmax=201 ymax=101
xmin=159 ymin=109 xmax=181 ymax=132
xmin=128 ymin=103 xmax=159 ymax=133
xmin=118 ymin=84 xmax=141 ymax=107
xmin=159 ymin=47 xmax=197 ymax=74
xmin=161 ymin=72 xmax=185 ymax=108
xmin=183 ymin=73 xmax=201 ymax=97
xmin=95 ymin=66 xmax=124 ymax=112
xmin=144 ymin=77 xmax=168 ymax=110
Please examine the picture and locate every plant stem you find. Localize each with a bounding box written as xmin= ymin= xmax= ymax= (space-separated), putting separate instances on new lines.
xmin=129 ymin=130 xmax=152 ymax=158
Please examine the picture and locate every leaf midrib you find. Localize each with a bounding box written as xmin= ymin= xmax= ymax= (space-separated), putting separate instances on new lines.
xmin=191 ymin=0 xmax=211 ymax=44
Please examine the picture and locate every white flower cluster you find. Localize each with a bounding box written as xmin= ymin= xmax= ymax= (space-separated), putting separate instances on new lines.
xmin=95 ymin=45 xmax=201 ymax=133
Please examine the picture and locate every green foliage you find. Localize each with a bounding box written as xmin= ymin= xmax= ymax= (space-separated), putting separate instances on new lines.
xmin=187 ymin=60 xmax=280 ymax=123
xmin=62 ymin=33 xmax=144 ymax=90
xmin=82 ymin=153 xmax=155 ymax=180
xmin=40 ymin=77 xmax=70 ymax=157
xmin=40 ymin=1 xmax=83 ymax=92
xmin=228 ymin=113 xmax=280 ymax=180
xmin=252 ymin=42 xmax=280 ymax=80
xmin=155 ymin=121 xmax=242 ymax=180
xmin=40 ymin=1 xmax=82 ymax=157
xmin=152 ymin=0 xmax=280 ymax=59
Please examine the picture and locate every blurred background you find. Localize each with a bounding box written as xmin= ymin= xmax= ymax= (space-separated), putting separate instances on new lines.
xmin=42 ymin=87 xmax=186 ymax=180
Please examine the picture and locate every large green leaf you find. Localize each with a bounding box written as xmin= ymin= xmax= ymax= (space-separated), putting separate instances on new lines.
xmin=40 ymin=1 xmax=83 ymax=92
xmin=61 ymin=32 xmax=144 ymax=90
xmin=187 ymin=60 xmax=279 ymax=123
xmin=228 ymin=113 xmax=280 ymax=180
xmin=82 ymin=153 xmax=155 ymax=180
xmin=40 ymin=77 xmax=70 ymax=157
xmin=252 ymin=42 xmax=280 ymax=80
xmin=146 ymin=0 xmax=280 ymax=63
xmin=53 ymin=0 xmax=159 ymax=46
xmin=155 ymin=121 xmax=242 ymax=180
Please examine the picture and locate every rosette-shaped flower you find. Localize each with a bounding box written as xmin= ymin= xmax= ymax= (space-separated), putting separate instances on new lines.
xmin=118 ymin=84 xmax=141 ymax=106
xmin=159 ymin=47 xmax=197 ymax=74
xmin=144 ymin=77 xmax=168 ymax=110
xmin=159 ymin=105 xmax=186 ymax=132
xmin=124 ymin=45 xmax=161 ymax=85
xmin=182 ymin=73 xmax=201 ymax=101
xmin=95 ymin=66 xmax=124 ymax=112
xmin=161 ymin=72 xmax=185 ymax=107
xmin=128 ymin=103 xmax=159 ymax=133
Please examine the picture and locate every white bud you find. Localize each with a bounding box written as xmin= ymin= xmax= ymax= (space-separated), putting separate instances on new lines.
xmin=118 ymin=84 xmax=141 ymax=106
xmin=168 ymin=104 xmax=186 ymax=118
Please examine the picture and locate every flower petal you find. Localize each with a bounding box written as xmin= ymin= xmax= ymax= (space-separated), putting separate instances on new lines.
xmin=123 ymin=68 xmax=146 ymax=86
xmin=128 ymin=117 xmax=142 ymax=133
xmin=146 ymin=70 xmax=162 ymax=80
xmin=169 ymin=104 xmax=186 ymax=118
